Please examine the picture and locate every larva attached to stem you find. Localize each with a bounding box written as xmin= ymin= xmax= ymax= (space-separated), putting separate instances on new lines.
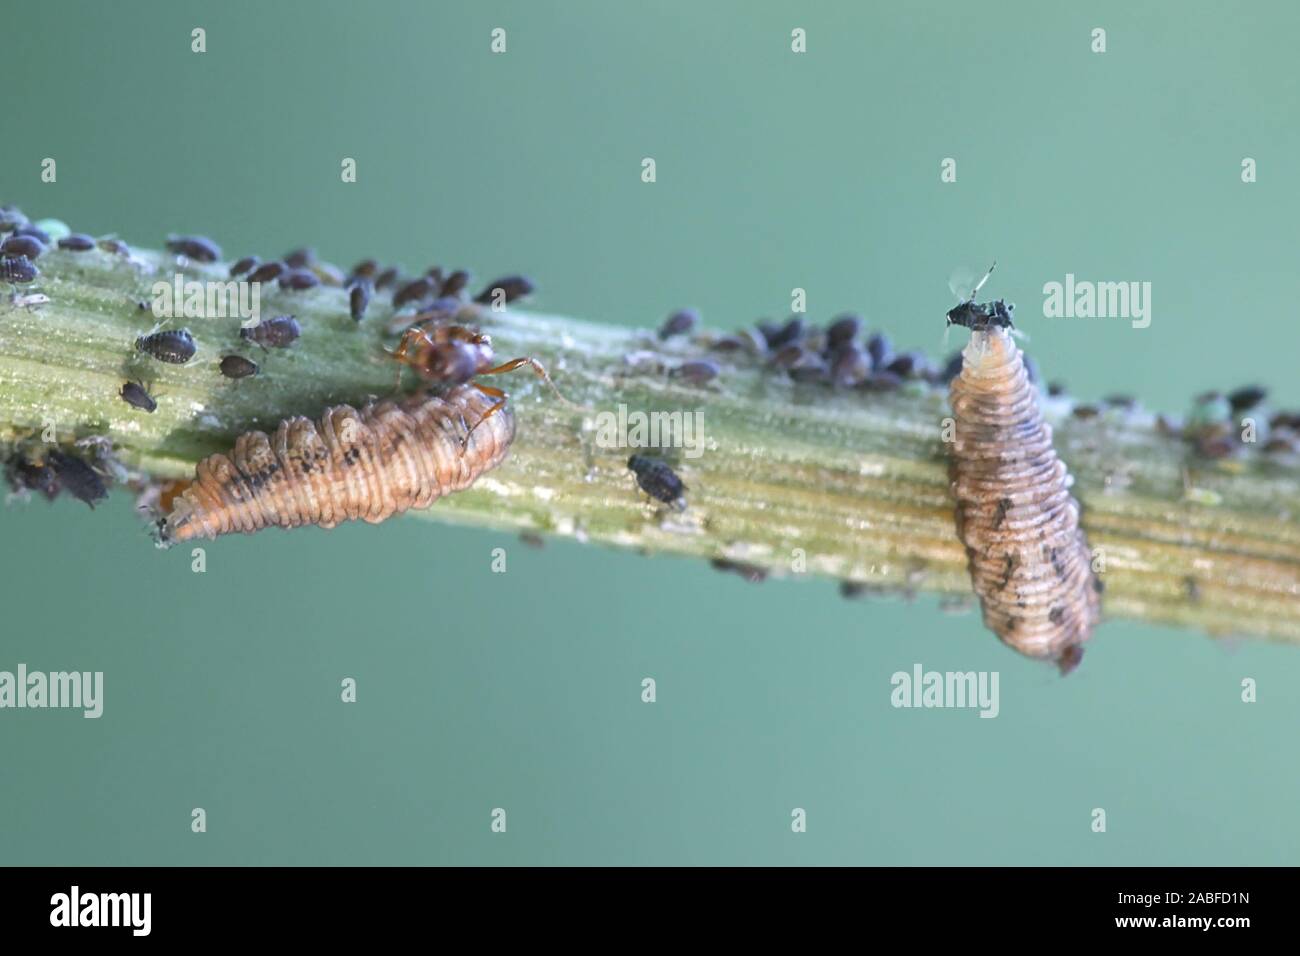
xmin=159 ymin=384 xmax=514 ymax=544
xmin=946 ymin=274 xmax=1101 ymax=674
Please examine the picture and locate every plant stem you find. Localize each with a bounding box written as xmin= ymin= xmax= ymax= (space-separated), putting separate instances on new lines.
xmin=3 ymin=244 xmax=1299 ymax=643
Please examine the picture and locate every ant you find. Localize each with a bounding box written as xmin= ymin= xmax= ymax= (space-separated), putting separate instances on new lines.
xmin=389 ymin=310 xmax=574 ymax=451
xmin=945 ymin=261 xmax=1015 ymax=332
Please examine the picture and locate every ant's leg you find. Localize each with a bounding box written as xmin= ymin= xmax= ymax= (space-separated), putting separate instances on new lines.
xmin=478 ymin=356 xmax=577 ymax=407
xmin=459 ymin=382 xmax=509 ymax=454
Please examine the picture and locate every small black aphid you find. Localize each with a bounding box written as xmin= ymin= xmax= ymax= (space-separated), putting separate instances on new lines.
xmin=165 ymin=235 xmax=221 ymax=262
xmin=393 ymin=276 xmax=435 ymax=308
xmin=826 ymin=313 xmax=862 ymax=350
xmin=831 ymin=345 xmax=870 ymax=386
xmin=0 ymin=255 xmax=38 ymax=283
xmin=247 ymin=260 xmax=286 ymax=284
xmin=14 ymin=224 xmax=51 ymax=245
xmin=219 ymin=354 xmax=259 ymax=378
xmin=770 ymin=344 xmax=807 ymax=368
xmin=710 ymin=558 xmax=768 ymax=583
xmin=865 ymin=331 xmax=892 ymax=369
xmin=425 ymin=266 xmax=445 ymax=284
xmin=136 ymin=328 xmax=196 ymax=364
xmin=440 ymin=269 xmax=470 ymax=298
xmin=628 ymin=454 xmax=686 ymax=507
xmin=57 ymin=233 xmax=96 ymax=252
xmin=97 ymin=237 xmax=130 ymax=256
xmin=789 ymin=362 xmax=830 ymax=384
xmin=1229 ymin=385 xmax=1268 ymax=413
xmin=46 ymin=451 xmax=108 ymax=508
xmin=374 ymin=267 xmax=400 ymax=290
xmin=240 ymin=315 xmax=300 ymax=348
xmin=230 ymin=255 xmax=260 ymax=278
xmin=283 ymin=247 xmax=315 ymax=269
xmin=474 ymin=275 xmax=534 ymax=305
xmin=278 ymin=268 xmax=319 ymax=291
xmin=760 ymin=317 xmax=804 ymax=351
xmin=670 ymin=359 xmax=719 ymax=385
xmin=350 ymin=259 xmax=378 ymax=280
xmin=4 ymin=453 xmax=59 ymax=500
xmin=861 ymin=370 xmax=903 ymax=392
xmin=885 ymin=351 xmax=928 ymax=378
xmin=119 ymin=381 xmax=157 ymax=413
xmin=658 ymin=308 xmax=699 ymax=340
xmin=349 ymin=279 xmax=372 ymax=323
xmin=1 ymin=234 xmax=46 ymax=259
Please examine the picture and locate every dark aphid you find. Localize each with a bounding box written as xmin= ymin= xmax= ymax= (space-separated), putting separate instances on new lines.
xmin=4 ymin=452 xmax=59 ymax=500
xmin=474 ymin=275 xmax=534 ymax=305
xmin=1229 ymin=385 xmax=1268 ymax=414
xmin=1264 ymin=436 xmax=1296 ymax=454
xmin=136 ymin=328 xmax=196 ymax=364
xmin=165 ymin=235 xmax=221 ymax=263
xmin=14 ymin=224 xmax=51 ymax=245
xmin=865 ymin=331 xmax=892 ymax=369
xmin=710 ymin=335 xmax=748 ymax=353
xmin=861 ymin=370 xmax=903 ymax=391
xmin=119 ymin=380 xmax=157 ymax=413
xmin=628 ymin=454 xmax=686 ymax=507
xmin=0 ymin=255 xmax=38 ymax=283
xmin=283 ymin=247 xmax=315 ymax=269
xmin=658 ymin=308 xmax=699 ymax=340
xmin=760 ymin=317 xmax=804 ymax=351
xmin=1047 ymin=381 xmax=1067 ymax=398
xmin=349 ymin=279 xmax=372 ymax=323
xmin=0 ymin=206 xmax=26 ymax=233
xmin=826 ymin=313 xmax=862 ymax=350
xmin=240 ymin=315 xmax=301 ymax=349
xmin=831 ymin=345 xmax=870 ymax=386
xmin=278 ymin=268 xmax=320 ymax=291
xmin=425 ymin=266 xmax=445 ymax=285
xmin=374 ymin=267 xmax=400 ymax=290
xmin=1072 ymin=404 xmax=1100 ymax=420
xmin=219 ymin=354 xmax=259 ymax=378
xmin=1 ymin=234 xmax=46 ymax=259
xmin=230 ymin=255 xmax=260 ymax=278
xmin=393 ymin=275 xmax=435 ymax=308
xmin=440 ymin=269 xmax=470 ymax=298
xmin=1103 ymin=394 xmax=1136 ymax=410
xmin=97 ymin=237 xmax=130 ymax=256
xmin=57 ymin=233 xmax=96 ymax=252
xmin=769 ymin=343 xmax=808 ymax=368
xmin=247 ymin=260 xmax=286 ymax=284
xmin=710 ymin=558 xmax=768 ymax=583
xmin=46 ymin=450 xmax=108 ymax=509
xmin=670 ymin=359 xmax=720 ymax=385
xmin=885 ymin=351 xmax=928 ymax=378
xmin=789 ymin=362 xmax=830 ymax=383
xmin=349 ymin=259 xmax=379 ymax=280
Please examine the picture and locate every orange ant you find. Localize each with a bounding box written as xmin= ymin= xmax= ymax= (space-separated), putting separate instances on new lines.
xmin=389 ymin=312 xmax=573 ymax=450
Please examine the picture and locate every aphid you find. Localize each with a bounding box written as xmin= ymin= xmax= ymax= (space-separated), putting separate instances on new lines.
xmin=789 ymin=362 xmax=830 ymax=384
xmin=219 ymin=354 xmax=260 ymax=378
xmin=230 ymin=255 xmax=260 ymax=277
xmin=627 ymin=454 xmax=686 ymax=508
xmin=57 ymin=233 xmax=96 ymax=251
xmin=658 ymin=308 xmax=699 ymax=340
xmin=865 ymin=331 xmax=892 ymax=369
xmin=759 ymin=317 xmax=803 ymax=351
xmin=945 ymin=268 xmax=1100 ymax=674
xmin=14 ymin=224 xmax=51 ymax=245
xmin=46 ymin=450 xmax=108 ymax=509
xmin=885 ymin=352 xmax=929 ymax=378
xmin=769 ymin=343 xmax=808 ymax=368
xmin=1 ymin=234 xmax=45 ymax=259
xmin=474 ymin=274 xmax=534 ymax=305
xmin=425 ymin=265 xmax=445 ymax=285
xmin=247 ymin=260 xmax=286 ymax=284
xmin=392 ymin=275 xmax=435 ymax=308
xmin=374 ymin=267 xmax=400 ymax=290
xmin=136 ymin=328 xmax=196 ymax=364
xmin=1 ymin=256 xmax=39 ymax=283
xmin=1228 ymin=385 xmax=1267 ymax=414
xmin=349 ymin=259 xmax=379 ymax=280
xmin=278 ymin=268 xmax=320 ymax=291
xmin=158 ymin=383 xmax=516 ymax=544
xmin=861 ymin=369 xmax=902 ymax=391
xmin=440 ymin=269 xmax=470 ymax=298
xmin=311 ymin=261 xmax=346 ymax=286
xmin=349 ymin=279 xmax=372 ymax=322
xmin=119 ymin=380 xmax=157 ymax=413
xmin=670 ymin=359 xmax=720 ymax=385
xmin=0 ymin=206 xmax=26 ymax=233
xmin=710 ymin=558 xmax=767 ymax=583
xmin=165 ymin=235 xmax=221 ymax=262
xmin=283 ymin=247 xmax=315 ymax=269
xmin=97 ymin=237 xmax=130 ymax=256
xmin=826 ymin=314 xmax=862 ymax=350
xmin=831 ymin=345 xmax=870 ymax=386
xmin=240 ymin=315 xmax=300 ymax=349
xmin=1072 ymin=404 xmax=1100 ymax=420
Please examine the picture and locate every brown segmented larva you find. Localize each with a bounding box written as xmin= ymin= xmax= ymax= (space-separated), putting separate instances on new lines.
xmin=947 ymin=322 xmax=1101 ymax=674
xmin=159 ymin=384 xmax=514 ymax=544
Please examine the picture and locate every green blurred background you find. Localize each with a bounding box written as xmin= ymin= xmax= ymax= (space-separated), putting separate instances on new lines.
xmin=2 ymin=0 xmax=1297 ymax=865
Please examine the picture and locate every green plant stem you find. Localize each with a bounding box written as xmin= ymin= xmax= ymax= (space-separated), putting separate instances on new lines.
xmin=2 ymin=245 xmax=1299 ymax=643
